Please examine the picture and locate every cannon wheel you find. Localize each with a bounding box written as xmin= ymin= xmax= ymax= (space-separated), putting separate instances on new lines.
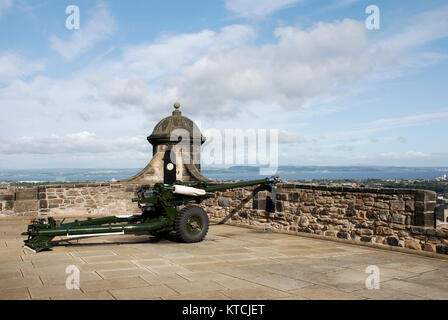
xmin=174 ymin=205 xmax=209 ymax=243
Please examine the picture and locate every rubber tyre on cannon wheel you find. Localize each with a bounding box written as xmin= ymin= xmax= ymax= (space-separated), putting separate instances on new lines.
xmin=174 ymin=205 xmax=209 ymax=243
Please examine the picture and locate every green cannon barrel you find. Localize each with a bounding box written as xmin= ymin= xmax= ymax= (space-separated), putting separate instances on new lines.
xmin=205 ymin=178 xmax=271 ymax=192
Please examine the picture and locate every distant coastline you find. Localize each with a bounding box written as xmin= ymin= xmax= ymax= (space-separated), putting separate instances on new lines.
xmin=0 ymin=166 xmax=447 ymax=183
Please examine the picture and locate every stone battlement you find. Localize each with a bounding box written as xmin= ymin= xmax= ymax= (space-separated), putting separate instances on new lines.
xmin=200 ymin=183 xmax=446 ymax=255
xmin=1 ymin=182 xmax=446 ymax=256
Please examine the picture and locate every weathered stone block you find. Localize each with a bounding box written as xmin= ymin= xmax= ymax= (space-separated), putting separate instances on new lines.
xmin=374 ymin=202 xmax=389 ymax=209
xmin=14 ymin=200 xmax=37 ymax=213
xmin=253 ymin=199 xmax=266 ymax=210
xmin=415 ymin=190 xmax=436 ymax=202
xmin=410 ymin=226 xmax=426 ymax=235
xmin=49 ymin=199 xmax=64 ymax=205
xmin=361 ymin=228 xmax=373 ymax=236
xmin=375 ymin=226 xmax=394 ymax=236
xmin=405 ymin=240 xmax=421 ymax=250
xmin=324 ymin=230 xmax=337 ymax=238
xmin=222 ymin=191 xmax=235 ymax=197
xmin=427 ymin=229 xmax=448 ymax=238
xmin=390 ymin=200 xmax=405 ymax=211
xmin=423 ymin=243 xmax=435 ymax=252
xmin=436 ymin=245 xmax=448 ymax=255
xmin=289 ymin=192 xmax=299 ymax=202
xmin=15 ymin=188 xmax=37 ymax=200
xmin=366 ymin=211 xmax=377 ymax=219
xmin=314 ymin=207 xmax=329 ymax=216
xmin=276 ymin=201 xmax=283 ymax=212
xmin=345 ymin=204 xmax=356 ymax=217
xmin=39 ymin=200 xmax=48 ymax=209
xmin=277 ymin=193 xmax=287 ymax=201
xmin=375 ymin=236 xmax=385 ymax=244
xmin=414 ymin=212 xmax=435 ymax=227
xmin=379 ymin=210 xmax=389 ymax=221
xmin=0 ymin=194 xmax=14 ymax=201
xmin=218 ymin=197 xmax=231 ymax=207
xmin=5 ymin=200 xmax=13 ymax=210
xmin=405 ymin=200 xmax=415 ymax=211
xmin=337 ymin=231 xmax=350 ymax=240
xmin=392 ymin=213 xmax=406 ymax=224
xmin=299 ymin=216 xmax=309 ymax=227
xmin=386 ymin=237 xmax=399 ymax=246
xmin=424 ymin=201 xmax=436 ymax=212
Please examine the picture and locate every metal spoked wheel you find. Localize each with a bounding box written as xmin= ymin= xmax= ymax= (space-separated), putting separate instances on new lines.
xmin=174 ymin=205 xmax=209 ymax=243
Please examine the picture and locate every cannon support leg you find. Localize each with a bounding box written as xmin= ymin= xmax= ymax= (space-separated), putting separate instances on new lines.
xmin=23 ymin=216 xmax=170 ymax=253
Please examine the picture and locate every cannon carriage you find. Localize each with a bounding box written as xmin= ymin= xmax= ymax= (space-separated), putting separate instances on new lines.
xmin=22 ymin=177 xmax=279 ymax=252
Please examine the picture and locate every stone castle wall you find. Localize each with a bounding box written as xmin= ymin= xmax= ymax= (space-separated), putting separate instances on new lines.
xmin=1 ymin=182 xmax=447 ymax=255
xmin=200 ymin=183 xmax=448 ymax=255
xmin=0 ymin=183 xmax=141 ymax=217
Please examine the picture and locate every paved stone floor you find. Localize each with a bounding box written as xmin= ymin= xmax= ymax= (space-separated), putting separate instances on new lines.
xmin=1 ymin=218 xmax=448 ymax=300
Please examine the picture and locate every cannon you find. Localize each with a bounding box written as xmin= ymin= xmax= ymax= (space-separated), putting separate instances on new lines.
xmin=22 ymin=177 xmax=279 ymax=253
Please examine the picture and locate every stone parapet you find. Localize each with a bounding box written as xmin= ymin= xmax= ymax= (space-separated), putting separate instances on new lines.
xmin=200 ymin=183 xmax=444 ymax=255
xmin=0 ymin=182 xmax=443 ymax=255
xmin=0 ymin=183 xmax=141 ymax=217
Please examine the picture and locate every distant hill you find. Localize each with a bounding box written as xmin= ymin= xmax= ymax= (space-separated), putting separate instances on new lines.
xmin=202 ymin=166 xmax=448 ymax=181
xmin=0 ymin=166 xmax=446 ymax=183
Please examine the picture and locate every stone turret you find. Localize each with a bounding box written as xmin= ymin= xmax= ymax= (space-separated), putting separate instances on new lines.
xmin=123 ymin=102 xmax=211 ymax=184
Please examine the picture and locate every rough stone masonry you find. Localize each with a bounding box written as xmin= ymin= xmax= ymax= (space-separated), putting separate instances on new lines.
xmin=1 ymin=182 xmax=447 ymax=256
xmin=200 ymin=183 xmax=447 ymax=255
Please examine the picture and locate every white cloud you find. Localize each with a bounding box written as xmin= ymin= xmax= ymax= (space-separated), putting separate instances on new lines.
xmin=88 ymin=76 xmax=150 ymax=109
xmin=372 ymin=5 xmax=448 ymax=73
xmin=0 ymin=52 xmax=45 ymax=83
xmin=322 ymin=111 xmax=448 ymax=139
xmin=337 ymin=0 xmax=360 ymax=7
xmin=225 ymin=0 xmax=303 ymax=18
xmin=0 ymin=131 xmax=148 ymax=154
xmin=0 ymin=0 xmax=12 ymax=17
xmin=335 ymin=145 xmax=356 ymax=152
xmin=102 ymin=24 xmax=256 ymax=81
xmin=380 ymin=151 xmax=431 ymax=159
xmin=278 ymin=130 xmax=306 ymax=144
xmin=377 ymin=5 xmax=448 ymax=53
xmin=149 ymin=19 xmax=371 ymax=118
xmin=363 ymin=111 xmax=448 ymax=130
xmin=50 ymin=3 xmax=116 ymax=60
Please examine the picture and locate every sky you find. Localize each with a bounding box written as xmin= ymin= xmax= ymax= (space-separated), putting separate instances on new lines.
xmin=0 ymin=0 xmax=447 ymax=169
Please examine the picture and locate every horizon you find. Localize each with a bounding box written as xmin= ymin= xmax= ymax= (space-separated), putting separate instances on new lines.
xmin=1 ymin=166 xmax=447 ymax=183
xmin=1 ymin=165 xmax=448 ymax=170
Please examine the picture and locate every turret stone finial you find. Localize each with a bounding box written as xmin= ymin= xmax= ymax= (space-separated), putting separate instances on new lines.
xmin=172 ymin=102 xmax=181 ymax=116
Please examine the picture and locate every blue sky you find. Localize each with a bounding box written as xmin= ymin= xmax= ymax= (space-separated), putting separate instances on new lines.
xmin=0 ymin=0 xmax=447 ymax=169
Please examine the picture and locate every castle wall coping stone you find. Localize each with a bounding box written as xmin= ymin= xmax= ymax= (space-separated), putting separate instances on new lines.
xmin=278 ymin=183 xmax=432 ymax=196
